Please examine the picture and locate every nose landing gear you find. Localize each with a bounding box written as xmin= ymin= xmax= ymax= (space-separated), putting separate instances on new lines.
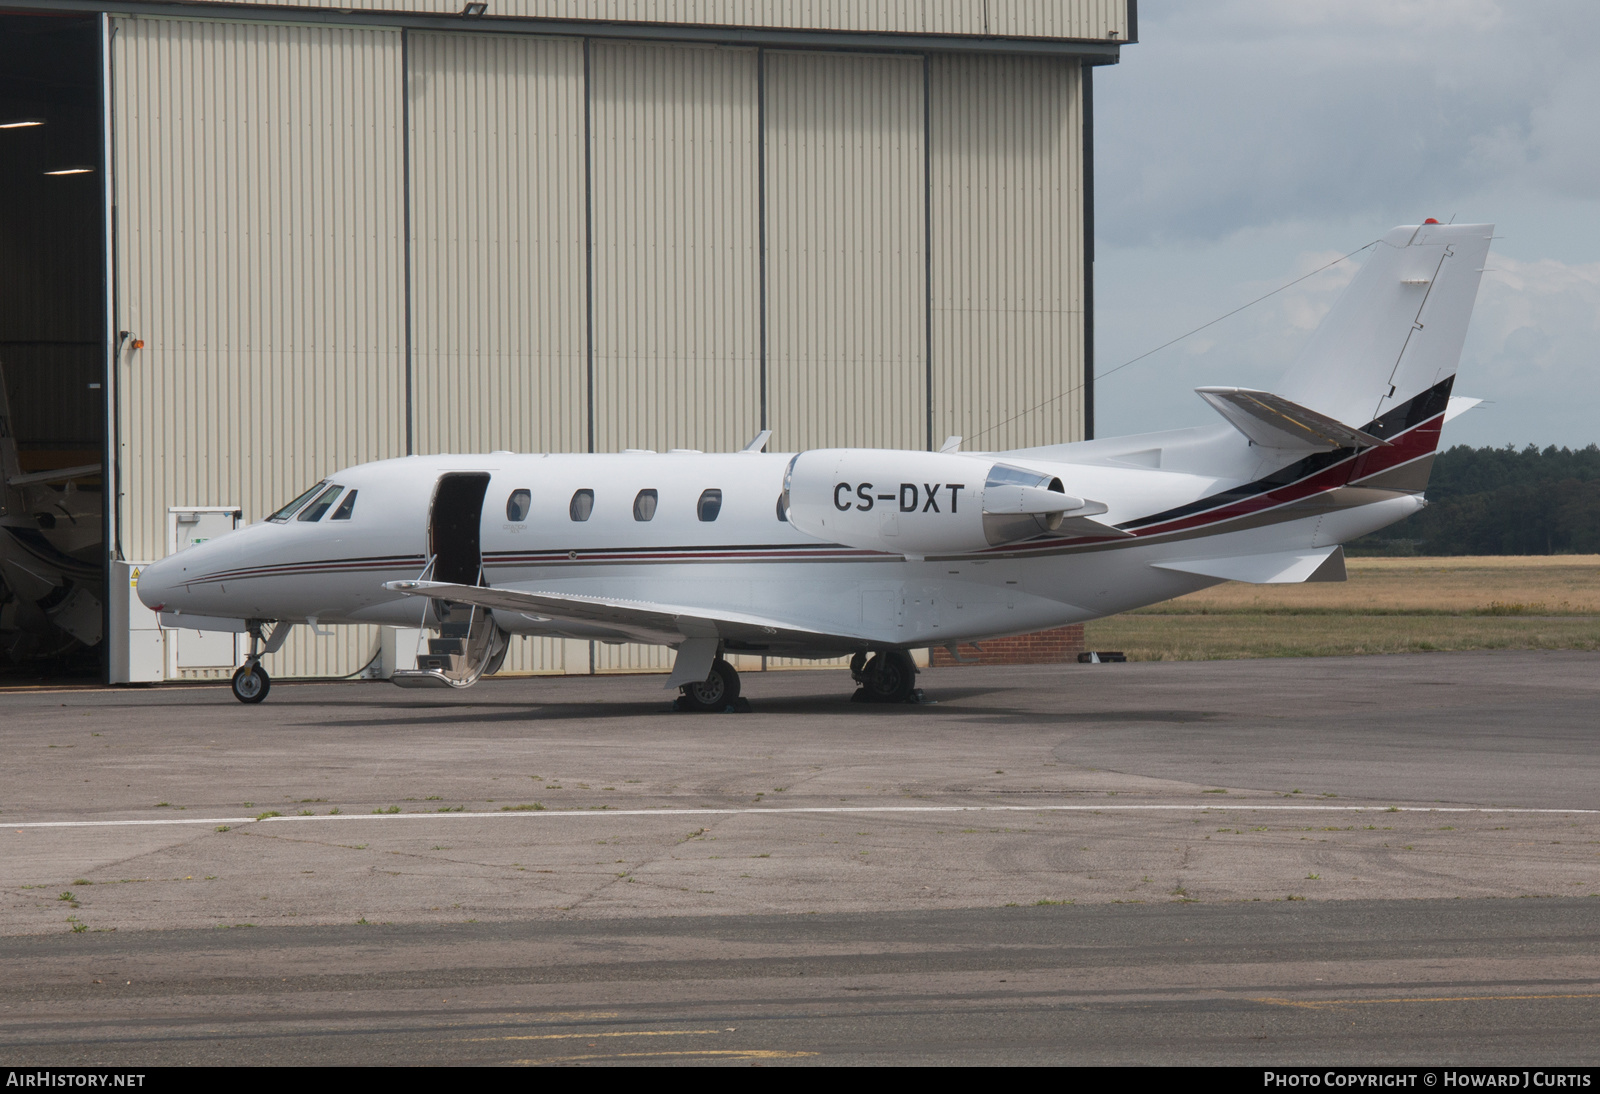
xmin=231 ymin=662 xmax=270 ymax=703
xmin=231 ymin=619 xmax=292 ymax=704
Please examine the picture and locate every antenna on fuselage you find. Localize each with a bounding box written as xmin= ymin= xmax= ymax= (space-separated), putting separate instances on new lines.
xmin=741 ymin=430 xmax=772 ymax=453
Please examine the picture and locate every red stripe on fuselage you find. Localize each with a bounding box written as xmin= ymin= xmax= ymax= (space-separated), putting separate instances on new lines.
xmin=187 ymin=415 xmax=1448 ymax=582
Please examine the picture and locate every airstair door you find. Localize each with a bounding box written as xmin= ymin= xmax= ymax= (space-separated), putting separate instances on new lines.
xmin=428 ymin=473 xmax=490 ymax=587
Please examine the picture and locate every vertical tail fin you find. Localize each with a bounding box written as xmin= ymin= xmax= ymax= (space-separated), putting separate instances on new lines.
xmin=1276 ymin=222 xmax=1493 ymax=436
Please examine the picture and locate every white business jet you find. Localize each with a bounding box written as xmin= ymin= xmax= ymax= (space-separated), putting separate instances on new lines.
xmin=137 ymin=221 xmax=1491 ymax=708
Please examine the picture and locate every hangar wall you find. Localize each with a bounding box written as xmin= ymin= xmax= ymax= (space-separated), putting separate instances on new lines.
xmin=110 ymin=17 xmax=407 ymax=678
xmin=105 ymin=9 xmax=1105 ymax=679
xmin=764 ymin=49 xmax=925 ymax=453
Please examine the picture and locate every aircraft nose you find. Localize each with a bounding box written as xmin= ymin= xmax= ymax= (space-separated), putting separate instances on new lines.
xmin=135 ymin=555 xmax=183 ymax=611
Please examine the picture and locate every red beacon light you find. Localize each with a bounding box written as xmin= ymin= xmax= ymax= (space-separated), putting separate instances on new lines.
xmin=1424 ymin=218 xmax=1440 ymax=224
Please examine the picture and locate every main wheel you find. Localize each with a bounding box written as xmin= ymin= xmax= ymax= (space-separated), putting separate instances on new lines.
xmin=679 ymin=658 xmax=740 ymax=713
xmin=231 ymin=663 xmax=271 ymax=704
xmin=860 ymin=650 xmax=916 ymax=703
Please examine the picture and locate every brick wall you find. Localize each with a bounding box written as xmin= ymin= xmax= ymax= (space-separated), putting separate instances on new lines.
xmin=928 ymin=624 xmax=1086 ymax=666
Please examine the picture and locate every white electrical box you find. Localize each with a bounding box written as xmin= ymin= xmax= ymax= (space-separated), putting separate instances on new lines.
xmin=108 ymin=560 xmax=164 ymax=683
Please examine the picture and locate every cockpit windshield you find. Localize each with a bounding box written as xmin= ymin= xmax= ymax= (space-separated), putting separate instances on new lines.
xmin=268 ymin=481 xmax=327 ymax=523
xmin=297 ymin=484 xmax=346 ymax=522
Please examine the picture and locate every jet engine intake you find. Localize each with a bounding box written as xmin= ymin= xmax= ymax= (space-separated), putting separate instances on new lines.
xmin=783 ymin=449 xmax=1092 ymax=558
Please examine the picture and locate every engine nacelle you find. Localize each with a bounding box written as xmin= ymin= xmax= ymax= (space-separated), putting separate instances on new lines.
xmin=783 ymin=449 xmax=1081 ymax=557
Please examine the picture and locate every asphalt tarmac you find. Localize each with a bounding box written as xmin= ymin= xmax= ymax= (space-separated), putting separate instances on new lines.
xmin=1 ymin=651 xmax=1597 ymax=1064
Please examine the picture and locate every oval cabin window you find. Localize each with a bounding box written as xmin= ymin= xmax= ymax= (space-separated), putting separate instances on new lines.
xmin=697 ymin=489 xmax=722 ymax=522
xmin=507 ymin=489 xmax=531 ymax=522
xmin=569 ymin=489 xmax=594 ymax=522
xmin=633 ymin=489 xmax=658 ymax=522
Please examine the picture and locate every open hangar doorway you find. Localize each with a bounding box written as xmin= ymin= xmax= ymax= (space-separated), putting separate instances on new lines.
xmin=0 ymin=11 xmax=108 ymax=682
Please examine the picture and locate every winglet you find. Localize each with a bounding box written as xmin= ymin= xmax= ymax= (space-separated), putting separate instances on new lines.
xmin=741 ymin=430 xmax=772 ymax=453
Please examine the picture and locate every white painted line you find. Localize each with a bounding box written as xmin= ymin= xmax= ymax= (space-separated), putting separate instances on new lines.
xmin=6 ymin=802 xmax=1597 ymax=831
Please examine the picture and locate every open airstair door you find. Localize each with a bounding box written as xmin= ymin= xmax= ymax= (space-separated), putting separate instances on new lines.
xmin=392 ymin=472 xmax=507 ymax=690
xmin=429 ymin=473 xmax=491 ymax=587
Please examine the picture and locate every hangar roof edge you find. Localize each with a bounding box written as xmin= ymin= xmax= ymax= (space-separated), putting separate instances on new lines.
xmin=14 ymin=0 xmax=1130 ymax=60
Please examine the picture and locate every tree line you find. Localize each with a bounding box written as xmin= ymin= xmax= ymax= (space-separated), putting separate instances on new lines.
xmin=1348 ymin=444 xmax=1600 ymax=555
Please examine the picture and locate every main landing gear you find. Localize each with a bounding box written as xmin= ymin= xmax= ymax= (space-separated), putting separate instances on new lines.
xmin=677 ymin=658 xmax=742 ymax=713
xmin=851 ymin=649 xmax=920 ymax=704
xmin=674 ymin=650 xmax=922 ymax=711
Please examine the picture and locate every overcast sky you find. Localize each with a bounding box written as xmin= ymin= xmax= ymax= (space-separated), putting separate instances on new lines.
xmin=1090 ymin=0 xmax=1600 ymax=449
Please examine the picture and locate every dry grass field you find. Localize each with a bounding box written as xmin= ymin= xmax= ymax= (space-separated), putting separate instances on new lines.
xmin=1084 ymin=555 xmax=1600 ymax=661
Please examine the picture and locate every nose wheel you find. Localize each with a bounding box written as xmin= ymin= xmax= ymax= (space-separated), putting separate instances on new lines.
xmin=231 ymin=662 xmax=271 ymax=704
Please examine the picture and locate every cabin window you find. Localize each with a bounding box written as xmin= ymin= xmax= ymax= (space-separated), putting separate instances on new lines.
xmin=569 ymin=489 xmax=594 ymax=522
xmin=268 ymin=482 xmax=326 ymax=523
xmin=330 ymin=491 xmax=358 ymax=521
xmin=697 ymin=489 xmax=723 ymax=522
xmin=297 ymin=484 xmax=345 ymax=522
xmin=775 ymin=495 xmax=789 ymax=522
xmin=633 ymin=489 xmax=658 ymax=522
xmin=506 ymin=489 xmax=531 ymax=522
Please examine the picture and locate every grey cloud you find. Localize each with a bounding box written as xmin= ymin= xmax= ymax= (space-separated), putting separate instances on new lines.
xmin=1098 ymin=0 xmax=1600 ymax=245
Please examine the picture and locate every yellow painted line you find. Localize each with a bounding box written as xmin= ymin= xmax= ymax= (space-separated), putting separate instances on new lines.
xmin=514 ymin=1050 xmax=817 ymax=1064
xmin=467 ymin=1029 xmax=719 ymax=1042
xmin=1254 ymin=992 xmax=1600 ymax=1009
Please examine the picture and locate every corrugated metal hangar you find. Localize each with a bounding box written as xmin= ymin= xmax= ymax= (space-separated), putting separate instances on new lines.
xmin=0 ymin=0 xmax=1132 ymax=684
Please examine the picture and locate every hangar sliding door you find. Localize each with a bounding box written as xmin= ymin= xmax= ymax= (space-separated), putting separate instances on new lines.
xmin=407 ymin=31 xmax=588 ymax=457
xmin=589 ymin=40 xmax=761 ymax=458
xmin=406 ymin=30 xmax=590 ymax=675
xmin=764 ymin=51 xmax=926 ymax=453
xmin=110 ymin=16 xmax=407 ymax=680
xmin=929 ymin=54 xmax=1086 ymax=452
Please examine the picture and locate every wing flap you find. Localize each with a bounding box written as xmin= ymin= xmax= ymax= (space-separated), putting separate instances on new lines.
xmin=1152 ymin=545 xmax=1347 ymax=584
xmin=383 ymin=580 xmax=861 ymax=648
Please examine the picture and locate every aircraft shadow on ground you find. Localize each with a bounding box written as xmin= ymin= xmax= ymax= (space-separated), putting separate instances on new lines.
xmin=288 ymin=687 xmax=1221 ymax=730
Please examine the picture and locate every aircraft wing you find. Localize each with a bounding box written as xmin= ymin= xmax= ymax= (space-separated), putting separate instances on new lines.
xmin=383 ymin=579 xmax=862 ymax=649
xmin=1152 ymin=545 xmax=1347 ymax=584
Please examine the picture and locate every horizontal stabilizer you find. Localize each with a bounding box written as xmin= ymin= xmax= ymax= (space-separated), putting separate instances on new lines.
xmin=1196 ymin=387 xmax=1388 ymax=451
xmin=384 ymin=580 xmax=858 ymax=648
xmin=1444 ymin=396 xmax=1482 ymax=423
xmin=1152 ymin=545 xmax=1347 ymax=585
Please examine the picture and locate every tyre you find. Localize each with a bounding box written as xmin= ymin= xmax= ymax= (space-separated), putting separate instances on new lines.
xmin=231 ymin=663 xmax=271 ymax=704
xmin=861 ymin=650 xmax=916 ymax=703
xmin=679 ymin=658 xmax=740 ymax=712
